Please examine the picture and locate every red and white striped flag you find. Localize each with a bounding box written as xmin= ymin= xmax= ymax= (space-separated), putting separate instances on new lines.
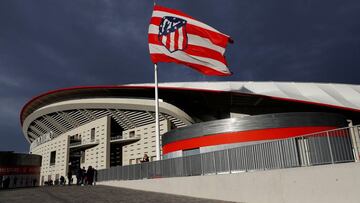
xmin=148 ymin=5 xmax=233 ymax=76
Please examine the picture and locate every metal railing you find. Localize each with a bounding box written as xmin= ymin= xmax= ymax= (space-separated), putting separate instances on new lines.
xmin=69 ymin=141 xmax=82 ymax=147
xmin=98 ymin=125 xmax=360 ymax=182
xmin=69 ymin=139 xmax=98 ymax=148
xmin=110 ymin=135 xmax=123 ymax=140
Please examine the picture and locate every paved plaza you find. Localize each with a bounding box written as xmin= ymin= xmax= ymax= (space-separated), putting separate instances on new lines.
xmin=0 ymin=185 xmax=234 ymax=203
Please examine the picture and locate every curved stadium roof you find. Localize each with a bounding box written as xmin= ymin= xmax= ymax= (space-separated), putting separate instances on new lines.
xmin=21 ymin=81 xmax=360 ymax=143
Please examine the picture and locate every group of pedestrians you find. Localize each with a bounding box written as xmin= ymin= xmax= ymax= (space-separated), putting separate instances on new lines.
xmin=45 ymin=166 xmax=97 ymax=186
xmin=1 ymin=176 xmax=37 ymax=189
xmin=70 ymin=166 xmax=97 ymax=186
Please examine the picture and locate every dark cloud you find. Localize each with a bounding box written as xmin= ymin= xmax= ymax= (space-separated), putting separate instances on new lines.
xmin=0 ymin=0 xmax=359 ymax=152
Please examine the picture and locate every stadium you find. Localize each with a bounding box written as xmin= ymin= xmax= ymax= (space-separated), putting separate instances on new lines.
xmin=20 ymin=81 xmax=360 ymax=185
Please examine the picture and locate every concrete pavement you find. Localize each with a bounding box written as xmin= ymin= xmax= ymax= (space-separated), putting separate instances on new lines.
xmin=0 ymin=185 xmax=234 ymax=203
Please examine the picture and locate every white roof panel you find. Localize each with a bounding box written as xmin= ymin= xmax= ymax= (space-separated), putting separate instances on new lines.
xmin=127 ymin=81 xmax=360 ymax=111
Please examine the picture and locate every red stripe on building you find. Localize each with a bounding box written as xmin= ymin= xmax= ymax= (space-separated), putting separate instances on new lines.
xmin=162 ymin=126 xmax=337 ymax=154
xmin=0 ymin=166 xmax=41 ymax=175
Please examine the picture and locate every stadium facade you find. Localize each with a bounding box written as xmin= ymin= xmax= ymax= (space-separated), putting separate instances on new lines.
xmin=20 ymin=82 xmax=360 ymax=185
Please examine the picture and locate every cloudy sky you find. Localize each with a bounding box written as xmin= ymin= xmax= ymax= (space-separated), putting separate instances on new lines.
xmin=0 ymin=0 xmax=359 ymax=152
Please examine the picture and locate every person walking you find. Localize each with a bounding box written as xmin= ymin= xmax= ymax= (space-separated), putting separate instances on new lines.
xmin=13 ymin=177 xmax=17 ymax=188
xmin=0 ymin=176 xmax=3 ymax=189
xmin=81 ymin=167 xmax=86 ymax=186
xmin=67 ymin=170 xmax=72 ymax=186
xmin=93 ymin=168 xmax=97 ymax=186
xmin=86 ymin=166 xmax=94 ymax=185
xmin=3 ymin=176 xmax=10 ymax=189
xmin=76 ymin=167 xmax=82 ymax=185
xmin=60 ymin=176 xmax=65 ymax=185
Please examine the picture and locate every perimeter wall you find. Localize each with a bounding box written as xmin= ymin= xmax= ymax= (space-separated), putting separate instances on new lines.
xmin=99 ymin=162 xmax=360 ymax=203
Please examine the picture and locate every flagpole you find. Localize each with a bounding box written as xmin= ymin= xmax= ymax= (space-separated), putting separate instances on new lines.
xmin=154 ymin=63 xmax=161 ymax=161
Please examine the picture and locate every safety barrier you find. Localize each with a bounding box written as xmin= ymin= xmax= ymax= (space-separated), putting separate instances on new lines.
xmin=98 ymin=125 xmax=360 ymax=181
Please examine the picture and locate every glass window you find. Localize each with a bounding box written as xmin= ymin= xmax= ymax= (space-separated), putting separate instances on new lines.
xmin=129 ymin=131 xmax=135 ymax=138
xmin=91 ymin=128 xmax=95 ymax=141
xmin=50 ymin=151 xmax=56 ymax=166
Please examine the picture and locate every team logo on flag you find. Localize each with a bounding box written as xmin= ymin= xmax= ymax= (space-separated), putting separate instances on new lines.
xmin=158 ymin=16 xmax=188 ymax=53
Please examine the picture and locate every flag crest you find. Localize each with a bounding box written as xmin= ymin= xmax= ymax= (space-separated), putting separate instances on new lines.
xmin=158 ymin=16 xmax=188 ymax=53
